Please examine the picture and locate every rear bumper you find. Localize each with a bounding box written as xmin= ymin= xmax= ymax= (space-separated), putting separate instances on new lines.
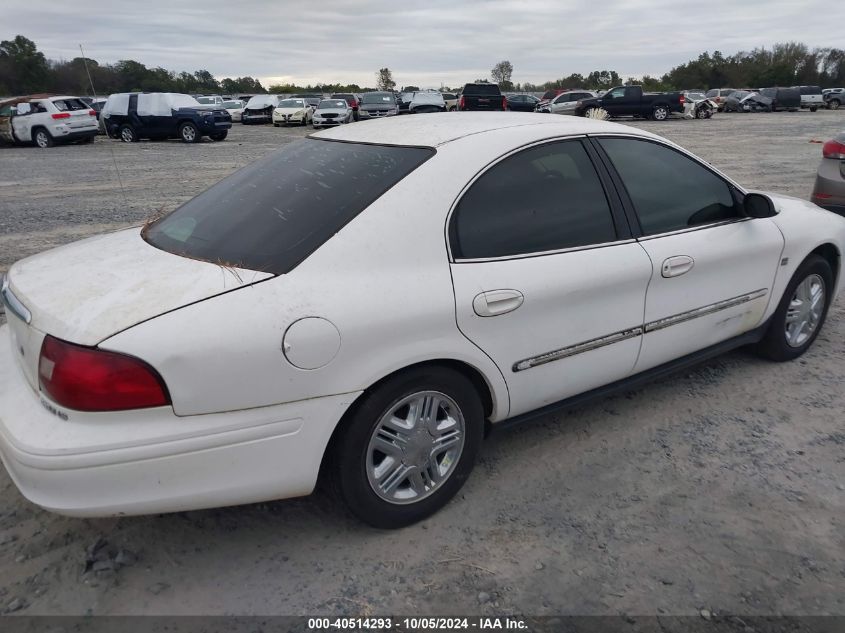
xmin=50 ymin=126 xmax=97 ymax=141
xmin=812 ymin=167 xmax=845 ymax=216
xmin=0 ymin=325 xmax=359 ymax=516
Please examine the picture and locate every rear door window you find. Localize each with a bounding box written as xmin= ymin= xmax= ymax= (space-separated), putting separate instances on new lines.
xmin=145 ymin=139 xmax=434 ymax=274
xmin=450 ymin=140 xmax=618 ymax=259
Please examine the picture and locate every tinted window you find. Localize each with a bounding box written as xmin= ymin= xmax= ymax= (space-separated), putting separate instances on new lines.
xmin=145 ymin=140 xmax=434 ymax=274
xmin=361 ymin=92 xmax=394 ymax=104
xmin=450 ymin=141 xmax=617 ymax=259
xmin=599 ymin=138 xmax=738 ymax=235
xmin=705 ymin=89 xmax=718 ymax=97
xmin=464 ymin=84 xmax=501 ymax=96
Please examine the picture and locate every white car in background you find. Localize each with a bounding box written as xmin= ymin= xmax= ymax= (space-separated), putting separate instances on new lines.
xmin=221 ymin=99 xmax=244 ymax=122
xmin=312 ymin=99 xmax=352 ymax=127
xmin=196 ymin=95 xmax=225 ymax=108
xmin=409 ymin=91 xmax=446 ymax=113
xmin=272 ymin=98 xmax=313 ymax=126
xmin=0 ymin=96 xmax=98 ymax=147
xmin=1 ymin=114 xmax=843 ymax=529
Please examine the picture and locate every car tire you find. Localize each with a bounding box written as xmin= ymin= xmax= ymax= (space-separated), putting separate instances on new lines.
xmin=810 ymin=106 xmax=818 ymax=112
xmin=330 ymin=365 xmax=484 ymax=529
xmin=80 ymin=135 xmax=94 ymax=144
xmin=755 ymin=255 xmax=833 ymax=362
xmin=118 ymin=125 xmax=137 ymax=143
xmin=178 ymin=122 xmax=200 ymax=143
xmin=828 ymin=99 xmax=840 ymax=110
xmin=209 ymin=131 xmax=227 ymax=141
xmin=273 ymin=123 xmax=280 ymax=127
xmin=33 ymin=128 xmax=54 ymax=148
xmin=652 ymin=105 xmax=669 ymax=121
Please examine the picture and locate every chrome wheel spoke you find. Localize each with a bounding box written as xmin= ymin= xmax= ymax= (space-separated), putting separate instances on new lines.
xmin=377 ymin=461 xmax=412 ymax=495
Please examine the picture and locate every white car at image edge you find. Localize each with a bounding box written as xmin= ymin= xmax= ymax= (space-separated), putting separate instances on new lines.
xmin=1 ymin=113 xmax=844 ymax=528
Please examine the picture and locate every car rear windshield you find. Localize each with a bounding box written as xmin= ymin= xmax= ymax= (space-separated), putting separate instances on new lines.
xmin=464 ymin=84 xmax=501 ymax=95
xmin=52 ymin=98 xmax=89 ymax=111
xmin=144 ymin=139 xmax=434 ymax=274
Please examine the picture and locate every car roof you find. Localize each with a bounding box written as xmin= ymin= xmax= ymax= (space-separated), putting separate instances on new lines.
xmin=313 ymin=112 xmax=655 ymax=148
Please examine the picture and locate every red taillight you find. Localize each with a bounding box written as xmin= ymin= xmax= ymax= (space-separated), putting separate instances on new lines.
xmin=39 ymin=335 xmax=170 ymax=412
xmin=502 ymin=96 xmax=508 ymax=110
xmin=51 ymin=112 xmax=70 ymax=119
xmin=679 ymin=94 xmax=685 ymax=104
xmin=459 ymin=95 xmax=465 ymax=110
xmin=88 ymin=109 xmax=97 ymax=116
xmin=822 ymin=139 xmax=845 ymax=159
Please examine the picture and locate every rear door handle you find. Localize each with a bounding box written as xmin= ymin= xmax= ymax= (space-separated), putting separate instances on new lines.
xmin=472 ymin=289 xmax=524 ymax=317
xmin=662 ymin=255 xmax=695 ymax=278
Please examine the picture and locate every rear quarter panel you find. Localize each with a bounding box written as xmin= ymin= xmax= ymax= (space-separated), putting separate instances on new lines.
xmin=101 ymin=138 xmax=534 ymax=420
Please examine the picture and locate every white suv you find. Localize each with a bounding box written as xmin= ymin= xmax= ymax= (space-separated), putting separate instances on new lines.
xmin=7 ymin=96 xmax=98 ymax=147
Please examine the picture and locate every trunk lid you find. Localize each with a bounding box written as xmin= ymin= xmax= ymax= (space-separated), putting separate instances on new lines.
xmin=5 ymin=228 xmax=272 ymax=353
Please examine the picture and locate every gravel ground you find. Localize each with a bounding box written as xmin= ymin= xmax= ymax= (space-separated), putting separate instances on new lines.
xmin=0 ymin=111 xmax=844 ymax=618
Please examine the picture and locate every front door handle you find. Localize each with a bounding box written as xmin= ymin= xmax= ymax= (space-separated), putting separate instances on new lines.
xmin=472 ymin=289 xmax=524 ymax=317
xmin=661 ymin=255 xmax=695 ymax=278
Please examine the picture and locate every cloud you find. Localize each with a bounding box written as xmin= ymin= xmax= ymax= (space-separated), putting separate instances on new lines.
xmin=6 ymin=0 xmax=842 ymax=88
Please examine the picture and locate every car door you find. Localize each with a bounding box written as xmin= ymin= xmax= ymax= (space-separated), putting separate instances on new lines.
xmin=448 ymin=138 xmax=653 ymax=418
xmin=593 ymin=136 xmax=784 ymax=372
xmin=601 ymin=87 xmax=630 ymax=116
xmin=11 ymin=102 xmax=34 ymax=141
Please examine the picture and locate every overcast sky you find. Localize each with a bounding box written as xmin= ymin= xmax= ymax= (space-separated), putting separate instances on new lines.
xmin=7 ymin=0 xmax=843 ymax=88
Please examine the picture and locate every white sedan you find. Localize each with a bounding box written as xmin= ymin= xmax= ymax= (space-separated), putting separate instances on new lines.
xmin=272 ymin=98 xmax=312 ymax=126
xmin=312 ymin=99 xmax=352 ymax=128
xmin=1 ymin=114 xmax=843 ymax=528
xmin=222 ymin=99 xmax=245 ymax=122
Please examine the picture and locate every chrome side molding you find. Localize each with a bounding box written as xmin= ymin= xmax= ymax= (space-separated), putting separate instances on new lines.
xmin=512 ymin=289 xmax=769 ymax=373
xmin=643 ymin=289 xmax=768 ymax=333
xmin=513 ymin=327 xmax=643 ymax=372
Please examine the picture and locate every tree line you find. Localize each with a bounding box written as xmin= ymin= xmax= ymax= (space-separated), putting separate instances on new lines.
xmin=2 ymin=35 xmax=844 ymax=98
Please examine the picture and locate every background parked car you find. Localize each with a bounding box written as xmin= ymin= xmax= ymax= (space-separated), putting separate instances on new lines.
xmin=196 ymin=95 xmax=225 ymax=108
xmin=506 ymin=93 xmax=540 ymax=112
xmin=459 ymin=83 xmax=506 ymax=111
xmin=312 ymin=98 xmax=352 ymax=128
xmin=398 ymin=92 xmax=414 ymax=114
xmin=811 ymin=131 xmax=845 ymax=215
xmin=102 ymin=92 xmax=231 ymax=143
xmin=272 ymin=98 xmax=313 ymax=126
xmin=331 ymin=93 xmax=361 ymax=121
xmin=543 ymin=90 xmax=597 ymax=115
xmin=576 ymin=85 xmax=685 ymax=120
xmin=222 ymin=99 xmax=244 ymax=122
xmin=704 ymin=88 xmax=739 ymax=111
xmin=409 ymin=91 xmax=446 ymax=114
xmin=358 ymin=92 xmax=399 ymax=119
xmin=723 ymin=90 xmax=755 ymax=112
xmin=242 ymin=94 xmax=283 ymax=124
xmin=824 ymin=88 xmax=844 ymax=110
xmin=795 ymin=85 xmax=823 ymax=112
xmin=755 ymin=87 xmax=801 ymax=112
xmin=441 ymin=93 xmax=458 ymax=111
xmin=0 ymin=95 xmax=98 ymax=147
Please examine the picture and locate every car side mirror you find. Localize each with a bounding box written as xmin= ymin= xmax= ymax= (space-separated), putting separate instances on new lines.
xmin=744 ymin=193 xmax=777 ymax=218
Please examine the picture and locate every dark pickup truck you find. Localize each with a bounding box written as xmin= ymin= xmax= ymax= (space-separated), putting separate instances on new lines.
xmin=575 ymin=85 xmax=685 ymax=120
xmin=459 ymin=83 xmax=507 ymax=111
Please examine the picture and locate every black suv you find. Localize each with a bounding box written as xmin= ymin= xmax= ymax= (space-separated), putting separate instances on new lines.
xmin=101 ymin=92 xmax=231 ymax=143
